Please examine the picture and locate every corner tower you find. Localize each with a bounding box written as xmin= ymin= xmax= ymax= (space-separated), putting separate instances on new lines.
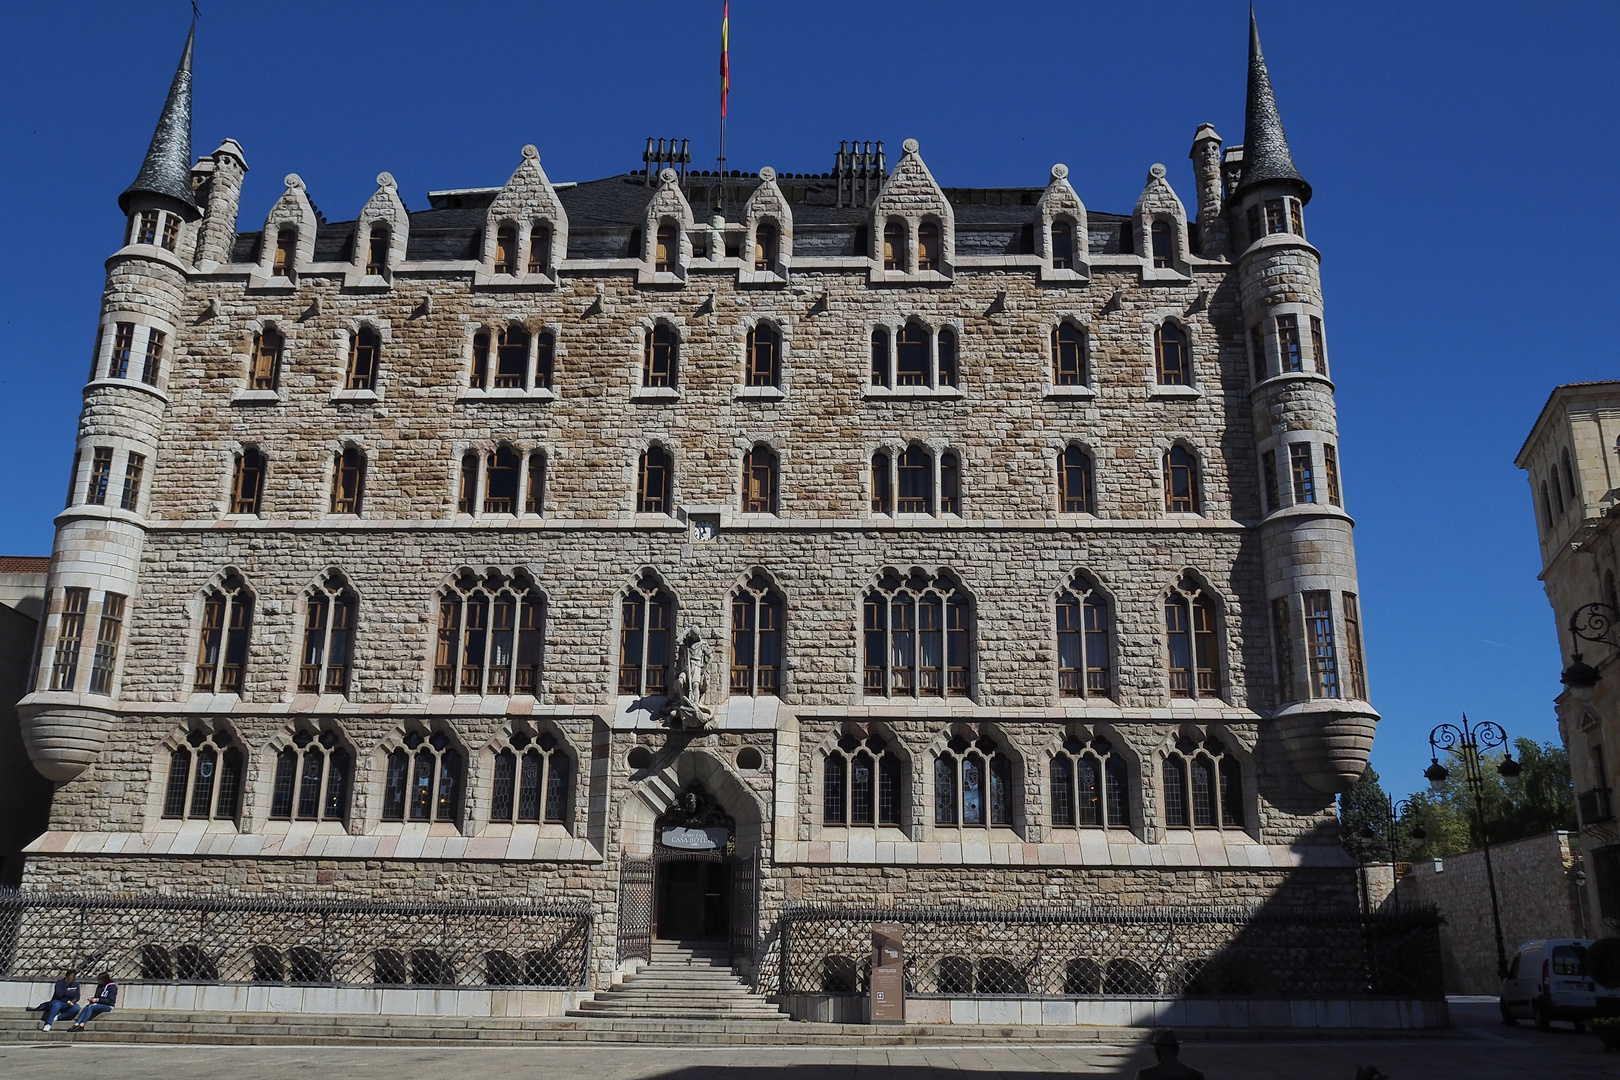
xmin=18 ymin=23 xmax=203 ymax=781
xmin=1233 ymin=12 xmax=1377 ymax=793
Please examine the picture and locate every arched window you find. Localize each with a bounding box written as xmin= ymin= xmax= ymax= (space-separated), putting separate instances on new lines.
xmin=1163 ymin=446 xmax=1199 ymax=514
xmin=1550 ymin=468 xmax=1566 ymax=516
xmin=270 ymin=726 xmax=352 ymax=822
xmin=365 ymin=225 xmax=389 ymax=275
xmin=637 ymin=446 xmax=673 ymax=514
xmin=1052 ymin=322 xmax=1086 ymax=386
xmin=535 ymin=330 xmax=555 ymax=390
xmin=1056 ymin=572 xmax=1109 ymax=698
xmin=654 ymin=221 xmax=678 ymax=272
xmin=937 ymin=326 xmax=958 ymax=387
xmin=433 ymin=569 xmax=544 ymax=696
xmin=870 ymin=451 xmax=892 ymax=514
xmin=742 ymin=444 xmax=778 ymax=514
xmin=161 ymin=726 xmax=245 ymax=822
xmin=299 ymin=571 xmax=357 ymax=695
xmin=619 ymin=570 xmax=673 ymax=695
xmin=823 ymin=731 xmax=903 ymax=826
xmin=870 ymin=327 xmax=891 ymax=387
xmin=495 ymin=224 xmax=518 ymax=275
xmin=1050 ymin=733 xmax=1129 ymax=828
xmin=896 ymin=321 xmax=928 ymax=385
xmin=754 ymin=221 xmax=778 ymax=270
xmin=527 ymin=223 xmax=552 ymax=274
xmin=1562 ymin=448 xmax=1578 ymax=505
xmin=897 ymin=444 xmax=933 ymax=513
xmin=195 ymin=574 xmax=253 ymax=693
xmin=863 ymin=569 xmax=971 ymax=698
xmin=1162 ymin=734 xmax=1243 ymax=829
xmin=471 ymin=331 xmax=491 ymax=389
xmin=1165 ymin=575 xmax=1220 ymax=699
xmin=346 ymin=328 xmax=380 ymax=391
xmin=495 ymin=326 xmax=530 ymax=389
xmin=1058 ymin=446 xmax=1094 ymax=514
xmin=644 ymin=323 xmax=677 ymax=387
xmin=1051 ymin=221 xmax=1074 ymax=269
xmin=330 ymin=447 xmax=365 ymax=515
xmin=940 ymin=452 xmax=960 ymax=515
xmin=273 ymin=227 xmax=296 ymax=277
xmin=882 ymin=220 xmax=906 ymax=271
xmin=1151 ymin=220 xmax=1174 ymax=268
xmin=250 ymin=328 xmax=283 ymax=390
xmin=490 ymin=730 xmax=572 ymax=825
xmin=231 ymin=449 xmax=266 ymax=515
xmin=525 ymin=451 xmax=546 ymax=514
xmin=1155 ymin=322 xmax=1190 ymax=385
xmin=917 ymin=221 xmax=941 ymax=271
xmin=731 ymin=571 xmax=783 ymax=696
xmin=483 ymin=446 xmax=521 ymax=515
xmin=458 ymin=452 xmax=480 ymax=514
xmin=1540 ymin=482 xmax=1553 ymax=533
xmin=382 ymin=729 xmax=464 ymax=824
xmin=747 ymin=323 xmax=780 ymax=387
xmin=934 ymin=732 xmax=1011 ymax=827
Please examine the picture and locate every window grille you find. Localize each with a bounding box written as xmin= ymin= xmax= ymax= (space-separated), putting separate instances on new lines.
xmin=619 ymin=571 xmax=673 ymax=695
xmin=141 ymin=328 xmax=166 ymax=385
xmin=457 ymin=452 xmax=479 ymax=514
xmin=231 ymin=450 xmax=266 ymax=515
xmin=525 ymin=452 xmax=546 ymax=514
xmin=644 ymin=324 xmax=677 ymax=387
xmin=1323 ymin=444 xmax=1342 ymax=507
xmin=1058 ymin=446 xmax=1094 ymax=514
xmin=654 ymin=222 xmax=678 ymax=273
xmin=136 ymin=210 xmax=159 ymax=245
xmin=299 ymin=572 xmax=358 ymax=695
xmin=1155 ymin=323 xmax=1189 ymax=385
xmin=1309 ymin=316 xmax=1326 ymax=373
xmin=937 ymin=326 xmax=958 ymax=387
xmin=330 ymin=448 xmax=365 ymax=515
xmin=382 ymin=729 xmax=463 ymax=824
xmin=161 ymin=213 xmax=180 ymax=252
xmin=490 ymin=730 xmax=572 ymax=825
xmin=346 ymin=329 xmax=380 ymax=391
xmin=194 ymin=574 xmax=254 ymax=694
xmin=747 ymin=324 xmax=780 ymax=387
xmin=1165 ymin=576 xmax=1220 ymax=699
xmin=1342 ymin=592 xmax=1368 ymax=700
xmin=637 ymin=446 xmax=672 ymax=514
xmin=484 ymin=446 xmax=520 ymax=514
xmin=88 ymin=592 xmax=127 ymax=695
xmin=935 ymin=733 xmax=1011 ymax=827
xmin=110 ymin=322 xmax=135 ymax=379
xmin=940 ymin=452 xmax=960 ymax=515
xmin=1052 ymin=322 xmax=1086 ymax=385
xmin=50 ymin=587 xmax=89 ymax=691
xmin=1305 ymin=590 xmax=1339 ymax=698
xmin=1290 ymin=443 xmax=1316 ymax=504
xmin=434 ymin=570 xmax=544 ymax=697
xmin=863 ymin=569 xmax=970 ymax=698
xmin=1051 ymin=733 xmax=1129 ymax=827
xmin=1289 ymin=199 xmax=1304 ymax=236
xmin=270 ymin=727 xmax=352 ymax=823
xmin=741 ymin=445 xmax=777 ymax=514
xmin=1264 ymin=199 xmax=1287 ymax=234
xmin=731 ymin=571 xmax=783 ymax=696
xmin=1276 ymin=315 xmax=1302 ymax=372
xmin=824 ymin=732 xmax=903 ymax=826
xmin=1163 ymin=734 xmax=1243 ymax=829
xmin=162 ymin=727 xmax=246 ymax=822
xmin=917 ymin=222 xmax=940 ymax=271
xmin=87 ymin=448 xmax=113 ymax=505
xmin=1056 ymin=573 xmax=1109 ymax=698
xmin=1163 ymin=446 xmax=1198 ymax=513
xmin=494 ymin=327 xmax=530 ymax=389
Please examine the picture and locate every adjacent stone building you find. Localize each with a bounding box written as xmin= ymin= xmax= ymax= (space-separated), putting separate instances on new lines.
xmin=16 ymin=16 xmax=1380 ymax=991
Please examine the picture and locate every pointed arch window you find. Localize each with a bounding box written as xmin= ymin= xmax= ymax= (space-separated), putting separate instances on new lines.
xmin=195 ymin=575 xmax=254 ymax=694
xmin=1155 ymin=322 xmax=1190 ymax=385
xmin=730 ymin=571 xmax=783 ymax=696
xmin=491 ymin=730 xmax=572 ymax=826
xmin=495 ymin=224 xmax=518 ymax=275
xmin=742 ymin=444 xmax=778 ymax=514
xmin=270 ymin=727 xmax=352 ymax=823
xmin=654 ymin=221 xmax=679 ymax=272
xmin=896 ymin=321 xmax=929 ymax=386
xmin=231 ymin=449 xmax=266 ymax=515
xmin=1051 ymin=734 xmax=1129 ymax=827
xmin=637 ymin=446 xmax=673 ymax=514
xmin=934 ymin=733 xmax=1011 ymax=827
xmin=346 ymin=328 xmax=380 ymax=391
xmin=870 ymin=327 xmax=891 ymax=387
xmin=917 ymin=221 xmax=941 ymax=271
xmin=161 ymin=727 xmax=246 ymax=822
xmin=527 ymin=223 xmax=552 ymax=274
xmin=823 ymin=731 xmax=903 ymax=826
xmin=747 ymin=323 xmax=781 ymax=387
xmin=882 ymin=220 xmax=906 ymax=271
xmin=1053 ymin=322 xmax=1087 ymax=386
xmin=433 ymin=570 xmax=544 ymax=696
xmin=619 ymin=571 xmax=674 ymax=695
xmin=1151 ymin=220 xmax=1174 ymax=268
xmin=1163 ymin=446 xmax=1199 ymax=514
xmin=382 ymin=729 xmax=463 ymax=824
xmin=365 ymin=225 xmax=389 ymax=275
xmin=1058 ymin=446 xmax=1095 ymax=514
xmin=1051 ymin=221 xmax=1074 ymax=269
xmin=1165 ymin=576 xmax=1220 ymax=699
xmin=644 ymin=323 xmax=678 ymax=387
xmin=1162 ymin=734 xmax=1243 ymax=829
xmin=754 ymin=221 xmax=779 ymax=270
xmin=330 ymin=447 xmax=365 ymax=515
xmin=250 ymin=328 xmax=283 ymax=390
xmin=299 ymin=572 xmax=358 ymax=695
xmin=863 ymin=569 xmax=971 ymax=698
xmin=870 ymin=451 xmax=892 ymax=514
xmin=1056 ymin=573 xmax=1110 ymax=698
xmin=273 ymin=227 xmax=297 ymax=277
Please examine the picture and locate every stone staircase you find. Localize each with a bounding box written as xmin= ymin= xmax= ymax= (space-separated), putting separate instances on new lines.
xmin=568 ymin=940 xmax=789 ymax=1021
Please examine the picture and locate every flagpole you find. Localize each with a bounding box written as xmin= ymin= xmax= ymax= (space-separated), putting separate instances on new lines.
xmin=718 ymin=1 xmax=729 ymax=216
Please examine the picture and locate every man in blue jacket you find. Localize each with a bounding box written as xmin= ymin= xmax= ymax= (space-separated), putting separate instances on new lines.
xmin=37 ymin=970 xmax=80 ymax=1031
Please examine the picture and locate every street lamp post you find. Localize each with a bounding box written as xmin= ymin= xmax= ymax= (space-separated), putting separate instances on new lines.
xmin=1423 ymin=715 xmax=1523 ymax=980
xmin=1356 ymin=794 xmax=1424 ymax=911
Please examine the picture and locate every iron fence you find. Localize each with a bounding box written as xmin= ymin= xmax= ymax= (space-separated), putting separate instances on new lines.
xmin=0 ymin=889 xmax=593 ymax=989
xmin=771 ymin=904 xmax=1443 ymax=999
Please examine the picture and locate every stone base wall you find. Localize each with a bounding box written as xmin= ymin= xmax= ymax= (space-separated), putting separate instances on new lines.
xmin=0 ymin=979 xmax=585 ymax=1018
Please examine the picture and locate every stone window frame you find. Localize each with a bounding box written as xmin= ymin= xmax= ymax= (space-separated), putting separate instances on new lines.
xmin=150 ymin=720 xmax=249 ymax=830
xmin=65 ymin=433 xmax=152 ymax=521
xmin=90 ymin=308 xmax=177 ymax=399
xmin=459 ymin=320 xmax=561 ymax=401
xmin=865 ymin=438 xmax=964 ymax=518
xmin=324 ymin=439 xmax=368 ymax=518
xmin=126 ymin=206 xmax=190 ymax=257
xmin=1161 ymin=570 xmax=1228 ymax=704
xmin=730 ymin=568 xmax=786 ymax=698
xmin=225 ymin=442 xmax=269 ymax=518
xmin=1131 ymin=163 xmax=1192 ymax=284
xmin=261 ymin=719 xmax=358 ymax=832
xmin=231 ymin=317 xmax=294 ymax=404
xmin=738 ymin=440 xmax=782 ymax=516
xmin=476 ymin=146 xmax=568 ymax=287
xmin=186 ymin=567 xmax=258 ymax=699
xmin=1044 ymin=314 xmax=1096 ymax=399
xmin=638 ymin=169 xmax=696 ymax=286
xmin=1034 ymin=163 xmax=1090 ymax=282
xmin=1044 ymin=724 xmax=1141 ymax=836
xmin=1053 ymin=439 xmax=1101 ymax=517
xmin=481 ymin=719 xmax=580 ymax=834
xmin=1256 ymin=431 xmax=1339 ymax=515
xmin=1146 ymin=314 xmax=1199 ymax=397
xmin=450 ymin=439 xmax=547 ymax=519
xmin=1251 ymin=301 xmax=1329 ymax=386
xmin=734 ymin=314 xmax=789 ymax=398
xmin=1157 ymin=436 xmax=1210 ymax=518
xmin=1054 ymin=568 xmax=1115 ymax=702
xmin=293 ymin=567 xmax=360 ymax=698
xmin=630 ymin=315 xmax=685 ymax=401
xmin=867 ymin=141 xmax=956 ymax=284
xmin=859 ymin=566 xmax=975 ymax=701
xmin=926 ymin=723 xmax=1022 ymax=834
xmin=345 ymin=173 xmax=410 ymax=288
xmin=331 ymin=318 xmax=390 ymax=402
xmin=1155 ymin=724 xmax=1254 ymax=836
xmin=863 ymin=316 xmax=965 ymax=398
xmin=815 ymin=721 xmax=910 ymax=832
xmin=428 ymin=565 xmax=547 ymax=699
xmin=377 ymin=720 xmax=470 ymax=831
xmin=251 ymin=173 xmax=320 ymax=289
xmin=616 ymin=567 xmax=678 ymax=699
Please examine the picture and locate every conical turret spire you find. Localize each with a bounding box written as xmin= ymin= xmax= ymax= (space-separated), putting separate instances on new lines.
xmin=1237 ymin=9 xmax=1309 ymax=201
xmin=120 ymin=21 xmax=199 ymax=218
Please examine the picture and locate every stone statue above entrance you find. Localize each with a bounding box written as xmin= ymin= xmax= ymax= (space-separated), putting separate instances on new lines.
xmin=655 ymin=783 xmax=736 ymax=855
xmin=658 ymin=628 xmax=713 ymax=729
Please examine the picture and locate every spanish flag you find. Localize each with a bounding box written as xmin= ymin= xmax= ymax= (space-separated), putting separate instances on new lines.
xmin=720 ymin=2 xmax=730 ymax=119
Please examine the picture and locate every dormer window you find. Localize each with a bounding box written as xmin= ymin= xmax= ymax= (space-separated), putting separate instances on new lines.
xmin=917 ymin=222 xmax=940 ymax=271
xmin=273 ymin=227 xmax=297 ymax=277
xmin=365 ymin=225 xmax=389 ymax=275
xmin=1151 ymin=221 xmax=1173 ymax=268
xmin=754 ymin=222 xmax=778 ymax=270
xmin=1052 ymin=222 xmax=1074 ymax=269
xmin=527 ymin=224 xmax=552 ymax=273
xmin=161 ymin=214 xmax=180 ymax=252
xmin=883 ymin=220 xmax=905 ymax=271
xmin=655 ymin=222 xmax=678 ymax=272
xmin=495 ymin=225 xmax=518 ymax=275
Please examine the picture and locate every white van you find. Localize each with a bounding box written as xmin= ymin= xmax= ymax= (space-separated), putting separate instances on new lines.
xmin=1499 ymin=938 xmax=1620 ymax=1030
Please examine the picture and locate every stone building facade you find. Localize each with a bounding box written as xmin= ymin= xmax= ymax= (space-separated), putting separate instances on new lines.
xmin=1518 ymin=380 xmax=1620 ymax=933
xmin=16 ymin=17 xmax=1379 ymax=989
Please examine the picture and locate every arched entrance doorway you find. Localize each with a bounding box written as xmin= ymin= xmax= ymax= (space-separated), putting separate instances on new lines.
xmin=653 ymin=784 xmax=735 ymax=942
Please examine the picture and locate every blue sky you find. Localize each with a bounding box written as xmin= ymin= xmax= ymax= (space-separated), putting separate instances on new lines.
xmin=1 ymin=2 xmax=1614 ymax=798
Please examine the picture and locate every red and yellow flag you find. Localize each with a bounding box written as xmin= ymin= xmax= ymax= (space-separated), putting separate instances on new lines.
xmin=720 ymin=2 xmax=730 ymax=119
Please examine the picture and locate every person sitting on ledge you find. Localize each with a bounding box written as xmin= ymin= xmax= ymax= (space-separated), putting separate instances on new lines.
xmin=71 ymin=972 xmax=117 ymax=1030
xmin=1137 ymin=1029 xmax=1204 ymax=1080
xmin=34 ymin=969 xmax=80 ymax=1031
